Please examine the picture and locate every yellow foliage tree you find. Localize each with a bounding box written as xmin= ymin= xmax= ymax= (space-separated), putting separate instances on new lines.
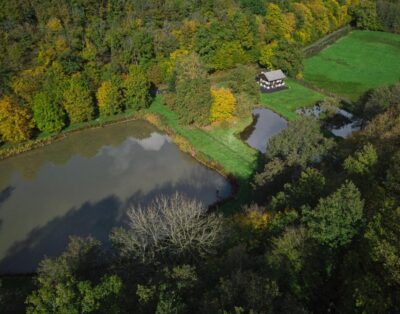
xmin=232 ymin=205 xmax=272 ymax=250
xmin=46 ymin=17 xmax=62 ymax=32
xmin=96 ymin=81 xmax=123 ymax=116
xmin=210 ymin=87 xmax=236 ymax=122
xmin=0 ymin=96 xmax=34 ymax=143
xmin=11 ymin=66 xmax=45 ymax=103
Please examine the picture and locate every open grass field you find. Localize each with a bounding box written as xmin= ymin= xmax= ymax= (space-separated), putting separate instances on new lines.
xmin=303 ymin=31 xmax=400 ymax=101
xmin=260 ymin=79 xmax=325 ymax=120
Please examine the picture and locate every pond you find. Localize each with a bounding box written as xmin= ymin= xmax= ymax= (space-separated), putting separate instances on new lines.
xmin=0 ymin=120 xmax=231 ymax=274
xmin=241 ymin=108 xmax=288 ymax=153
xmin=296 ymin=105 xmax=361 ymax=138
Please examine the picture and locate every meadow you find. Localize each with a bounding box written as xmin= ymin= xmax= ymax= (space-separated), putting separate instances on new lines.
xmin=303 ymin=31 xmax=400 ymax=100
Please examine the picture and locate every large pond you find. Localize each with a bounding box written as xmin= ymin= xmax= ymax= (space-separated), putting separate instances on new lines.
xmin=241 ymin=108 xmax=288 ymax=153
xmin=0 ymin=121 xmax=231 ymax=274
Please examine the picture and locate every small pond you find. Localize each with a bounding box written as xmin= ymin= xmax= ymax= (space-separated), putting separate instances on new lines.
xmin=241 ymin=108 xmax=288 ymax=153
xmin=296 ymin=105 xmax=361 ymax=138
xmin=0 ymin=120 xmax=231 ymax=274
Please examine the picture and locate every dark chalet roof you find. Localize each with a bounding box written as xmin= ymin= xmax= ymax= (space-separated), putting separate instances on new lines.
xmin=260 ymin=70 xmax=286 ymax=82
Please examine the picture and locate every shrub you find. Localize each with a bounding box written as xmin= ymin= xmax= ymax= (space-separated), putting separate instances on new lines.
xmin=210 ymin=87 xmax=236 ymax=122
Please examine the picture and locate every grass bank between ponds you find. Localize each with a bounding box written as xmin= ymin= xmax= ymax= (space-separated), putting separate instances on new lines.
xmin=147 ymin=97 xmax=261 ymax=212
xmin=260 ymin=79 xmax=325 ymax=120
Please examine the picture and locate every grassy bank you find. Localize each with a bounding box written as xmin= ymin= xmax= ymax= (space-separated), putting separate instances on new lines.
xmin=147 ymin=97 xmax=261 ymax=211
xmin=259 ymin=79 xmax=325 ymax=120
xmin=303 ymin=30 xmax=400 ymax=101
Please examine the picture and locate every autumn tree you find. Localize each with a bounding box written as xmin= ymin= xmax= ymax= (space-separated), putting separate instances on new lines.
xmin=63 ymin=74 xmax=94 ymax=124
xmin=0 ymin=96 xmax=34 ymax=143
xmin=210 ymin=87 xmax=236 ymax=122
xmin=124 ymin=65 xmax=151 ymax=110
xmin=11 ymin=67 xmax=45 ymax=104
xmin=96 ymin=80 xmax=123 ymax=116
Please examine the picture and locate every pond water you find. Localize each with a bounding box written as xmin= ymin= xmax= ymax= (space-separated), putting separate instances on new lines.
xmin=241 ymin=108 xmax=288 ymax=153
xmin=0 ymin=120 xmax=231 ymax=274
xmin=296 ymin=105 xmax=361 ymax=138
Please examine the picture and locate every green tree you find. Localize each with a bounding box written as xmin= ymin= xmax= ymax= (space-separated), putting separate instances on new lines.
xmin=385 ymin=150 xmax=400 ymax=198
xmin=124 ymin=65 xmax=151 ymax=110
xmin=356 ymin=83 xmax=400 ymax=120
xmin=211 ymin=41 xmax=250 ymax=71
xmin=26 ymin=237 xmax=122 ymax=314
xmin=302 ymin=181 xmax=365 ymax=249
xmin=137 ymin=265 xmax=198 ymax=314
xmin=63 ymin=74 xmax=94 ymax=124
xmin=174 ymin=54 xmax=212 ymax=126
xmin=271 ymin=168 xmax=326 ymax=210
xmin=351 ymin=0 xmax=381 ymax=30
xmin=232 ymin=13 xmax=254 ymax=49
xmin=343 ymin=143 xmax=378 ymax=176
xmin=264 ymin=3 xmax=285 ymax=42
xmin=32 ymin=91 xmax=66 ymax=133
xmin=271 ymin=41 xmax=304 ymax=77
xmin=267 ymin=117 xmax=332 ymax=168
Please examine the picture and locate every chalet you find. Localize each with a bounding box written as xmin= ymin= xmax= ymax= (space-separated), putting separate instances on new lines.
xmin=257 ymin=69 xmax=287 ymax=93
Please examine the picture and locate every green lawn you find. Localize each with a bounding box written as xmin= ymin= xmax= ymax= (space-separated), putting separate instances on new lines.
xmin=149 ymin=98 xmax=260 ymax=212
xmin=149 ymin=97 xmax=259 ymax=180
xmin=260 ymin=79 xmax=325 ymax=120
xmin=303 ymin=31 xmax=400 ymax=101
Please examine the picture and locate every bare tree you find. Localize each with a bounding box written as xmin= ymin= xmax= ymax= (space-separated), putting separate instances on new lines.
xmin=111 ymin=193 xmax=224 ymax=263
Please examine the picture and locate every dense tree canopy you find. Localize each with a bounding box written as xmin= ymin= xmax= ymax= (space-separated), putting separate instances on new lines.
xmin=6 ymin=48 xmax=400 ymax=314
xmin=1 ymin=1 xmax=400 ymax=313
xmin=0 ymin=0 xmax=371 ymax=142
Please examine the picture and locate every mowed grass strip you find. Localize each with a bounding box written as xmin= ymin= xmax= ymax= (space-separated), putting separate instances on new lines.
xmin=149 ymin=98 xmax=259 ymax=180
xmin=260 ymin=79 xmax=325 ymax=120
xmin=303 ymin=30 xmax=400 ymax=101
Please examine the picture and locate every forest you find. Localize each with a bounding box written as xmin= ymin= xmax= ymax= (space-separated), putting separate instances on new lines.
xmin=1 ymin=0 xmax=400 ymax=313
xmin=1 ymin=0 xmax=399 ymax=142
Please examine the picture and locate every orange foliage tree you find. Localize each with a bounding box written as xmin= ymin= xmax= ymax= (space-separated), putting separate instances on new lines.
xmin=210 ymin=87 xmax=236 ymax=122
xmin=0 ymin=96 xmax=34 ymax=143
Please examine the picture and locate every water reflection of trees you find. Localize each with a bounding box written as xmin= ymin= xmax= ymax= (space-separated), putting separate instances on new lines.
xmin=0 ymin=186 xmax=15 ymax=209
xmin=0 ymin=120 xmax=156 ymax=183
xmin=0 ymin=172 xmax=230 ymax=274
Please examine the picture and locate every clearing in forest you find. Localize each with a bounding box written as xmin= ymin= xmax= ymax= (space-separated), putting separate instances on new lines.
xmin=303 ymin=30 xmax=400 ymax=101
